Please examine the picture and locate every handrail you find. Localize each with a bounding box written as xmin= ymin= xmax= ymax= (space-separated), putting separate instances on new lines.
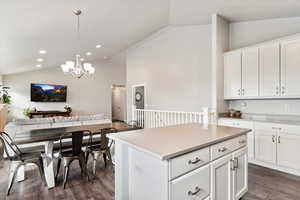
xmin=133 ymin=108 xmax=215 ymax=128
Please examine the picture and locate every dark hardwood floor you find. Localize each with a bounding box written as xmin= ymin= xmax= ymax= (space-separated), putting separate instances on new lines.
xmin=1 ymin=161 xmax=300 ymax=200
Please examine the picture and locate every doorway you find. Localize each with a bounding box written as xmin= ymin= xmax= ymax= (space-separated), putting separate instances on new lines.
xmin=111 ymin=85 xmax=126 ymax=122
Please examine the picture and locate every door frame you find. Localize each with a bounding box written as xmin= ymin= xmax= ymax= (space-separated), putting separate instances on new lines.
xmin=131 ymin=84 xmax=146 ymax=120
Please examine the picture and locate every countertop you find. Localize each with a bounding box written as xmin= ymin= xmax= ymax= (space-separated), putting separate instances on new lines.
xmin=219 ymin=116 xmax=300 ymax=126
xmin=108 ymin=123 xmax=250 ymax=160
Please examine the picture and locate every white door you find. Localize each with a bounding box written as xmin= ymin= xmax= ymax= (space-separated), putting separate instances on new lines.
xmin=211 ymin=154 xmax=233 ymax=200
xmin=232 ymin=147 xmax=248 ymax=200
xmin=277 ymin=133 xmax=300 ymax=170
xmin=259 ymin=43 xmax=280 ymax=97
xmin=112 ymin=86 xmax=126 ymax=121
xmin=255 ymin=130 xmax=277 ymax=164
xmin=281 ymin=39 xmax=300 ymax=97
xmin=242 ymin=47 xmax=259 ymax=97
xmin=224 ymin=51 xmax=242 ymax=99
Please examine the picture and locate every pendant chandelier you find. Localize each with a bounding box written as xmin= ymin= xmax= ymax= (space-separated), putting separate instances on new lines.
xmin=61 ymin=9 xmax=95 ymax=79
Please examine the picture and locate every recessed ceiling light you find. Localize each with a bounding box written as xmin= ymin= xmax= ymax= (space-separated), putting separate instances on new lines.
xmin=80 ymin=58 xmax=85 ymax=61
xmin=36 ymin=58 xmax=44 ymax=62
xmin=36 ymin=64 xmax=42 ymax=68
xmin=39 ymin=50 xmax=47 ymax=54
xmin=86 ymin=52 xmax=92 ymax=56
xmin=103 ymin=56 xmax=108 ymax=59
xmin=96 ymin=44 xmax=102 ymax=49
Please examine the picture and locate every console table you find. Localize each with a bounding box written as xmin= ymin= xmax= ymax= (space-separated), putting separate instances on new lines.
xmin=28 ymin=110 xmax=71 ymax=119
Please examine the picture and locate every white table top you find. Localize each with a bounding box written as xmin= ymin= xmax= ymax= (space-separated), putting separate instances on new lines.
xmin=108 ymin=123 xmax=250 ymax=160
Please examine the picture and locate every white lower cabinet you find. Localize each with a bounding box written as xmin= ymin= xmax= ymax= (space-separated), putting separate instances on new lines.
xmin=168 ymin=136 xmax=248 ymax=200
xmin=255 ymin=130 xmax=277 ymax=164
xmin=219 ymin=118 xmax=300 ymax=176
xmin=210 ymin=147 xmax=248 ymax=200
xmin=232 ymin=148 xmax=248 ymax=200
xmin=211 ymin=154 xmax=233 ymax=200
xmin=277 ymin=133 xmax=300 ymax=170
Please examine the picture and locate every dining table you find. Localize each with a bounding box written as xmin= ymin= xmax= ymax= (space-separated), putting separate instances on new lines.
xmin=12 ymin=122 xmax=142 ymax=189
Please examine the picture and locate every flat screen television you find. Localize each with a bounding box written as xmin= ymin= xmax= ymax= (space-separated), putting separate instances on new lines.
xmin=31 ymin=83 xmax=67 ymax=102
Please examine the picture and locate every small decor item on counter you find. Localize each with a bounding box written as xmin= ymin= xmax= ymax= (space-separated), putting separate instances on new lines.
xmin=64 ymin=105 xmax=72 ymax=113
xmin=23 ymin=107 xmax=37 ymax=118
xmin=229 ymin=109 xmax=236 ymax=118
xmin=234 ymin=110 xmax=242 ymax=118
xmin=0 ymin=85 xmax=11 ymax=104
xmin=228 ymin=109 xmax=242 ymax=118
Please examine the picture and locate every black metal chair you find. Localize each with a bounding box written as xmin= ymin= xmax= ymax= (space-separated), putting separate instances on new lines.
xmin=85 ymin=128 xmax=116 ymax=179
xmin=55 ymin=130 xmax=91 ymax=189
xmin=0 ymin=132 xmax=46 ymax=195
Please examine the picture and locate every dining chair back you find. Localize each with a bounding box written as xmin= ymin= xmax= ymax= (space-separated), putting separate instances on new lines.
xmin=0 ymin=132 xmax=45 ymax=195
xmin=56 ymin=130 xmax=92 ymax=188
xmin=85 ymin=128 xmax=116 ymax=179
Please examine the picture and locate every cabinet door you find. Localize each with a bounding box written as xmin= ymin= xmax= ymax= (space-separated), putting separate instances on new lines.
xmin=224 ymin=51 xmax=242 ymax=99
xmin=281 ymin=39 xmax=300 ymax=97
xmin=277 ymin=133 xmax=300 ymax=170
xmin=211 ymin=154 xmax=233 ymax=200
xmin=247 ymin=131 xmax=255 ymax=160
xmin=259 ymin=44 xmax=280 ymax=97
xmin=242 ymin=48 xmax=259 ymax=97
xmin=255 ymin=130 xmax=277 ymax=164
xmin=232 ymin=148 xmax=248 ymax=200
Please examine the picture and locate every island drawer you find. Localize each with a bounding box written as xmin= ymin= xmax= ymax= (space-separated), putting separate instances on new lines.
xmin=169 ymin=147 xmax=210 ymax=180
xmin=211 ymin=135 xmax=247 ymax=161
xmin=170 ymin=165 xmax=210 ymax=200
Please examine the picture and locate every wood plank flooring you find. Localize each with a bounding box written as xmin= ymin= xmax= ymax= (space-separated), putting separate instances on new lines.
xmin=0 ymin=162 xmax=300 ymax=200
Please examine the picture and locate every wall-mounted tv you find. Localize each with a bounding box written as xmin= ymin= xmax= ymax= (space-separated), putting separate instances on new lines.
xmin=31 ymin=83 xmax=67 ymax=102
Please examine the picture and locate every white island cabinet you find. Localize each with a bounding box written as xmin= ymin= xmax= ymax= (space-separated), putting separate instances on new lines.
xmin=108 ymin=124 xmax=250 ymax=200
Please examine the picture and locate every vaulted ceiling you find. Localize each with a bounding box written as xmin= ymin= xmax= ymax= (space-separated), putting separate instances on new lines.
xmin=1 ymin=0 xmax=300 ymax=74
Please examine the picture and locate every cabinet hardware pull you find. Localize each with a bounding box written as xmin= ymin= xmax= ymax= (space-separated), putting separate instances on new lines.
xmin=278 ymin=136 xmax=281 ymax=143
xmin=230 ymin=159 xmax=235 ymax=171
xmin=234 ymin=157 xmax=239 ymax=169
xmin=239 ymin=140 xmax=246 ymax=144
xmin=272 ymin=135 xmax=276 ymax=143
xmin=188 ymin=157 xmax=202 ymax=165
xmin=188 ymin=186 xmax=201 ymax=196
xmin=218 ymin=147 xmax=228 ymax=152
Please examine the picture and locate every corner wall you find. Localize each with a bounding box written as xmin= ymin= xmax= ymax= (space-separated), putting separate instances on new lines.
xmin=126 ymin=25 xmax=212 ymax=120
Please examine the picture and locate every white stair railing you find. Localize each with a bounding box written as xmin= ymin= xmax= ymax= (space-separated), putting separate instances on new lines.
xmin=133 ymin=108 xmax=215 ymax=128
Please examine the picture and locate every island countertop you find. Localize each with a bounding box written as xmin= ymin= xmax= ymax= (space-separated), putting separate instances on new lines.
xmin=108 ymin=123 xmax=251 ymax=160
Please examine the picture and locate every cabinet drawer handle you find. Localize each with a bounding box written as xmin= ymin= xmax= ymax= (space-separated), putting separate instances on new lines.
xmin=188 ymin=186 xmax=201 ymax=196
xmin=218 ymin=147 xmax=228 ymax=152
xmin=278 ymin=136 xmax=281 ymax=143
xmin=239 ymin=139 xmax=246 ymax=144
xmin=188 ymin=157 xmax=202 ymax=165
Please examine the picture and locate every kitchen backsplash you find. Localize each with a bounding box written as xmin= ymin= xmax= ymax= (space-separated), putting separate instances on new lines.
xmin=229 ymin=99 xmax=300 ymax=116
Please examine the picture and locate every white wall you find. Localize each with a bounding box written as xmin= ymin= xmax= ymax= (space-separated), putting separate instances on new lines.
xmin=126 ymin=25 xmax=212 ymax=120
xmin=3 ymin=56 xmax=126 ymax=120
xmin=230 ymin=16 xmax=300 ymax=49
xmin=211 ymin=14 xmax=229 ymax=114
xmin=228 ymin=17 xmax=300 ymax=115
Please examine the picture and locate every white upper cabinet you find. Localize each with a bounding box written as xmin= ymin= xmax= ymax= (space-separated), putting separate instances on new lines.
xmin=242 ymin=48 xmax=259 ymax=97
xmin=259 ymin=43 xmax=280 ymax=97
xmin=281 ymin=39 xmax=300 ymax=97
xmin=224 ymin=51 xmax=242 ymax=99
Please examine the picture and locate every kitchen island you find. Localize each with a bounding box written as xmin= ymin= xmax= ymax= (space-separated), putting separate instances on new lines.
xmin=108 ymin=123 xmax=251 ymax=200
